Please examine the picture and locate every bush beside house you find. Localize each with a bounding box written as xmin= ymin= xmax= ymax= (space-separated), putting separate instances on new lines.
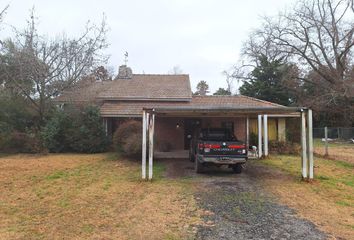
xmin=41 ymin=106 xmax=109 ymax=153
xmin=113 ymin=120 xmax=142 ymax=157
xmin=0 ymin=101 xmax=108 ymax=153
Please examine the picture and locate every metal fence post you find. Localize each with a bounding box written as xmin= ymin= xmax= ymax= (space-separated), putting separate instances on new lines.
xmin=324 ymin=126 xmax=328 ymax=156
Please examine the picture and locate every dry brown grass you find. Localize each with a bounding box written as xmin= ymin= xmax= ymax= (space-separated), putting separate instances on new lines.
xmin=253 ymin=155 xmax=354 ymax=240
xmin=315 ymin=145 xmax=354 ymax=164
xmin=0 ymin=153 xmax=201 ymax=240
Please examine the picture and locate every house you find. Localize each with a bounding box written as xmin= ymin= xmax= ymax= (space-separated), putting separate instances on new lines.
xmin=56 ymin=65 xmax=314 ymax=180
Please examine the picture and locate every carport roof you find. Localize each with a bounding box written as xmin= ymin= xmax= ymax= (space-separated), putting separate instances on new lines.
xmin=100 ymin=95 xmax=304 ymax=117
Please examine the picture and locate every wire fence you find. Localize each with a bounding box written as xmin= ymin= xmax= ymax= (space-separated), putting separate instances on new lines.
xmin=313 ymin=127 xmax=354 ymax=140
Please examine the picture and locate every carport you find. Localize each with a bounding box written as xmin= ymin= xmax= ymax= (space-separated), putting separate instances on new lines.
xmin=141 ymin=106 xmax=314 ymax=181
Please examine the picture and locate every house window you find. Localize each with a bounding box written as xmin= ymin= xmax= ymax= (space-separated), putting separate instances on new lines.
xmin=222 ymin=121 xmax=234 ymax=133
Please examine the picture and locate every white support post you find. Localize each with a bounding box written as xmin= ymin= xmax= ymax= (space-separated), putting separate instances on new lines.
xmin=103 ymin=118 xmax=108 ymax=136
xmin=301 ymin=111 xmax=308 ymax=179
xmin=307 ymin=109 xmax=314 ymax=179
xmin=258 ymin=115 xmax=263 ymax=158
xmin=148 ymin=112 xmax=155 ymax=180
xmin=142 ymin=111 xmax=147 ymax=180
xmin=263 ymin=115 xmax=268 ymax=157
xmin=246 ymin=116 xmax=250 ymax=151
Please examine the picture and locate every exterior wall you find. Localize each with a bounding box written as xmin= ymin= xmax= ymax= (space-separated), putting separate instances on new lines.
xmin=155 ymin=117 xmax=185 ymax=151
xmin=277 ymin=118 xmax=286 ymax=142
xmin=268 ymin=118 xmax=277 ymax=140
xmin=108 ymin=116 xmax=287 ymax=152
xmin=155 ymin=117 xmax=247 ymax=151
xmin=201 ymin=117 xmax=246 ymax=141
xmin=249 ymin=117 xmax=287 ymax=142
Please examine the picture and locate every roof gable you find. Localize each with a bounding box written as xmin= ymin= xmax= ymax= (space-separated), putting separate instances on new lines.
xmin=98 ymin=74 xmax=192 ymax=100
xmin=56 ymin=74 xmax=192 ymax=102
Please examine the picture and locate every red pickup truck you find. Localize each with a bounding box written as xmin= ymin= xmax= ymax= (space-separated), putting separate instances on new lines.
xmin=189 ymin=128 xmax=248 ymax=173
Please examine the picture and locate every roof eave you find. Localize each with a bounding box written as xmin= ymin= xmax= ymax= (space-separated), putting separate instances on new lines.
xmin=144 ymin=106 xmax=308 ymax=114
xmin=96 ymin=97 xmax=192 ymax=102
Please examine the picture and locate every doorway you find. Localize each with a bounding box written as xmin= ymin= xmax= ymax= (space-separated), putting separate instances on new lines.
xmin=184 ymin=118 xmax=202 ymax=149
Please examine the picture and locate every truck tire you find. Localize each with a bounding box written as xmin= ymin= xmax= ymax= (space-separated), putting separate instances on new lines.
xmin=232 ymin=163 xmax=242 ymax=174
xmin=195 ymin=158 xmax=204 ymax=173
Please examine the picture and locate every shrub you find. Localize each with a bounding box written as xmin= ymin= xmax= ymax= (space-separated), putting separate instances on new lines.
xmin=0 ymin=130 xmax=43 ymax=153
xmin=269 ymin=140 xmax=301 ymax=155
xmin=69 ymin=106 xmax=108 ymax=153
xmin=41 ymin=110 xmax=72 ymax=152
xmin=0 ymin=93 xmax=41 ymax=153
xmin=249 ymin=132 xmax=258 ymax=146
xmin=41 ymin=106 xmax=108 ymax=153
xmin=113 ymin=120 xmax=142 ymax=157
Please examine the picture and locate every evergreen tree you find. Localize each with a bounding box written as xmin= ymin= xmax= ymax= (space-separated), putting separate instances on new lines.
xmin=239 ymin=55 xmax=293 ymax=106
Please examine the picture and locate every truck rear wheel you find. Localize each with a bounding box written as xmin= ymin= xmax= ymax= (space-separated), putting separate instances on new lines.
xmin=232 ymin=164 xmax=242 ymax=174
xmin=195 ymin=159 xmax=204 ymax=173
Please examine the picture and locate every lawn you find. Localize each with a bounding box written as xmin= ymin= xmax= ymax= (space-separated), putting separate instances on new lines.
xmin=253 ymin=154 xmax=354 ymax=239
xmin=1 ymin=152 xmax=353 ymax=239
xmin=0 ymin=153 xmax=201 ymax=240
xmin=314 ymin=138 xmax=354 ymax=164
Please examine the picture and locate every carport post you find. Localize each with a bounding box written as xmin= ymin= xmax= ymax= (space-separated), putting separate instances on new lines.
xmin=246 ymin=116 xmax=249 ymax=151
xmin=263 ymin=115 xmax=269 ymax=157
xmin=103 ymin=118 xmax=108 ymax=136
xmin=148 ymin=111 xmax=155 ymax=180
xmin=258 ymin=115 xmax=263 ymax=158
xmin=307 ymin=109 xmax=314 ymax=179
xmin=301 ymin=110 xmax=308 ymax=179
xmin=142 ymin=110 xmax=147 ymax=179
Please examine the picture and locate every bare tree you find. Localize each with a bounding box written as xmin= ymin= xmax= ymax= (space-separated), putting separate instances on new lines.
xmin=231 ymin=0 xmax=354 ymax=125
xmin=0 ymin=10 xmax=108 ymax=124
xmin=168 ymin=65 xmax=183 ymax=74
xmin=259 ymin=0 xmax=354 ymax=95
xmin=0 ymin=5 xmax=8 ymax=23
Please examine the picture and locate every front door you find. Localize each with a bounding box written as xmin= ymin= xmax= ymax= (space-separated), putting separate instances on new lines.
xmin=184 ymin=119 xmax=202 ymax=149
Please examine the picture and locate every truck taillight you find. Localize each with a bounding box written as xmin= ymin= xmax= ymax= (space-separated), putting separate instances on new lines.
xmin=209 ymin=144 xmax=221 ymax=149
xmin=228 ymin=144 xmax=245 ymax=149
xmin=198 ymin=143 xmax=221 ymax=149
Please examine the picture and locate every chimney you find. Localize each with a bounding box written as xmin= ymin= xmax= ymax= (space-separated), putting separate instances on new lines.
xmin=117 ymin=65 xmax=133 ymax=79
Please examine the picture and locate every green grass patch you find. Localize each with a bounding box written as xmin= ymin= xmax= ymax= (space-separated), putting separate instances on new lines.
xmin=336 ymin=200 xmax=352 ymax=207
xmin=46 ymin=170 xmax=69 ymax=180
xmin=81 ymin=224 xmax=94 ymax=233
xmin=153 ymin=162 xmax=166 ymax=180
xmin=58 ymin=198 xmax=70 ymax=208
xmin=334 ymin=160 xmax=354 ymax=170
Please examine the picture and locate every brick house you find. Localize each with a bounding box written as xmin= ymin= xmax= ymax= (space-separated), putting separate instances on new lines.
xmin=57 ymin=65 xmax=315 ymax=179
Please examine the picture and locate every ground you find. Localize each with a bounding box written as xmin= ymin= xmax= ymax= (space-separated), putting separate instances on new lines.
xmin=314 ymin=139 xmax=354 ymax=164
xmin=0 ymin=152 xmax=353 ymax=239
xmin=0 ymin=154 xmax=200 ymax=240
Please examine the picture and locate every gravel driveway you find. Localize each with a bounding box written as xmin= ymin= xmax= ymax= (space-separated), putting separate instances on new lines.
xmin=162 ymin=158 xmax=327 ymax=240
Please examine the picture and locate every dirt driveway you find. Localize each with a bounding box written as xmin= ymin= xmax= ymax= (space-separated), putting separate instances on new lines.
xmin=162 ymin=158 xmax=327 ymax=240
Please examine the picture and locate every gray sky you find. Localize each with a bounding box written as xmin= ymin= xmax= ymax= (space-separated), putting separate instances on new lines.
xmin=2 ymin=0 xmax=295 ymax=93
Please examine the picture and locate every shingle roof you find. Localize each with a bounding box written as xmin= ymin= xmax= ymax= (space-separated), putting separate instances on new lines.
xmin=100 ymin=95 xmax=287 ymax=117
xmin=55 ymin=74 xmax=192 ymax=102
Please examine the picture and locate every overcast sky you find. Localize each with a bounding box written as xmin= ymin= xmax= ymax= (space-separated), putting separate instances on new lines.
xmin=2 ymin=0 xmax=295 ymax=93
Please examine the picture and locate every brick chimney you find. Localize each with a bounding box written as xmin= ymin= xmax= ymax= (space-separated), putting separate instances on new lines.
xmin=117 ymin=65 xmax=133 ymax=79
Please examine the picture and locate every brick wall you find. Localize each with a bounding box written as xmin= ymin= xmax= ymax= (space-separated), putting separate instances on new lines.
xmin=155 ymin=117 xmax=185 ymax=151
xmin=201 ymin=117 xmax=246 ymax=141
xmin=155 ymin=117 xmax=247 ymax=151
